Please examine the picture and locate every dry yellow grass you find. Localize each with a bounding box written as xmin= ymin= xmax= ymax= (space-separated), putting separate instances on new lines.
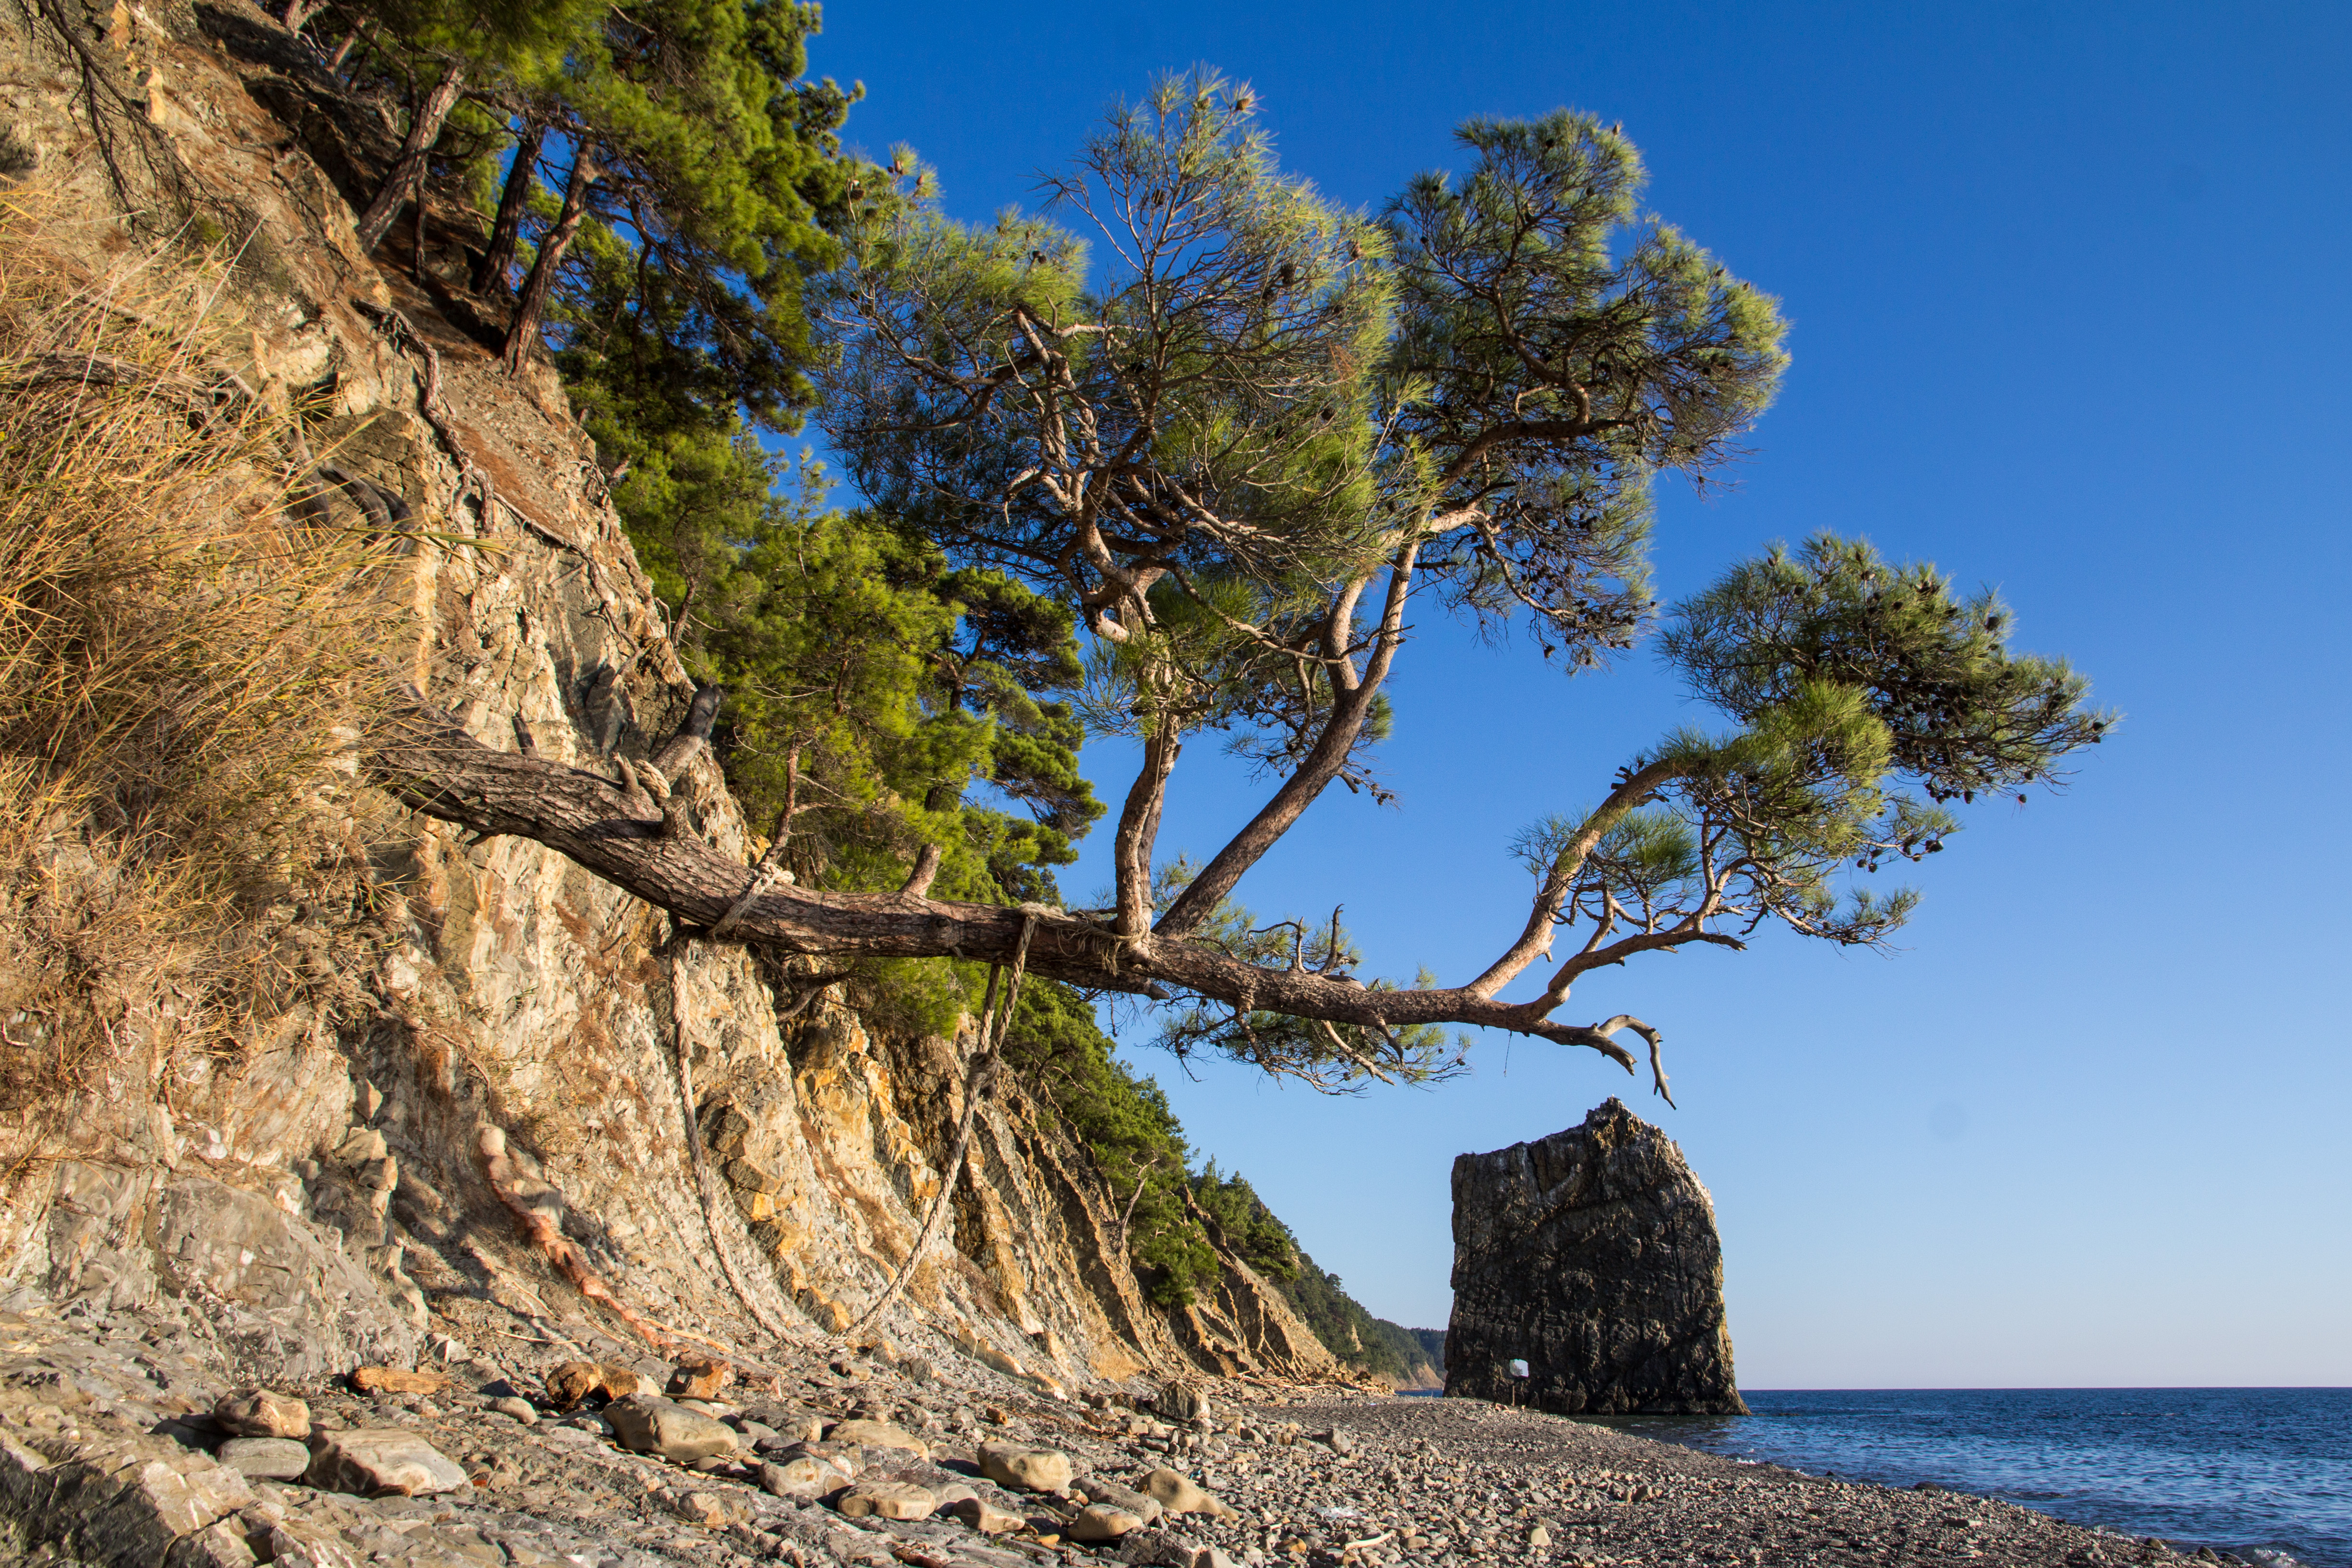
xmin=0 ymin=188 xmax=404 ymax=1158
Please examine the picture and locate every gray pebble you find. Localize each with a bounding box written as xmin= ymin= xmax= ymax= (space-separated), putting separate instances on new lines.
xmin=216 ymin=1436 xmax=312 ymax=1479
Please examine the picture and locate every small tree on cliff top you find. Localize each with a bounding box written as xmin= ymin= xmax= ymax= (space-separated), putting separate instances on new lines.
xmin=384 ymin=75 xmax=2106 ymax=1102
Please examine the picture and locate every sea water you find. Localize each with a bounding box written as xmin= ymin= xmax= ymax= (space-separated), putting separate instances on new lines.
xmin=1598 ymin=1388 xmax=2352 ymax=1567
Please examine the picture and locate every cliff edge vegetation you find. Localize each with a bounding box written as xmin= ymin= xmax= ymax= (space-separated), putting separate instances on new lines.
xmin=0 ymin=0 xmax=1362 ymax=1399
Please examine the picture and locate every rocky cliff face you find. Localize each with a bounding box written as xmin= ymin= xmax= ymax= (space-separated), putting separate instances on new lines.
xmin=0 ymin=0 xmax=1337 ymax=1403
xmin=1446 ymin=1100 xmax=1743 ymax=1415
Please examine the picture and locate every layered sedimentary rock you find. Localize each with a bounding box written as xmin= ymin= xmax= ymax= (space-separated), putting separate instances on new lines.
xmin=1446 ymin=1099 xmax=1744 ymax=1414
xmin=0 ymin=0 xmax=1337 ymax=1401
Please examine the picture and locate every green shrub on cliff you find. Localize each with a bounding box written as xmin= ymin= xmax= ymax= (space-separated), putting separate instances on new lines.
xmin=998 ymin=980 xmax=1216 ymax=1307
xmin=1177 ymin=1160 xmax=1442 ymax=1380
xmin=602 ymin=436 xmax=1099 ymax=909
xmin=994 ymin=979 xmax=1417 ymax=1330
xmin=1190 ymin=1165 xmax=1300 ymax=1280
xmin=1274 ymin=1255 xmax=1440 ymax=1385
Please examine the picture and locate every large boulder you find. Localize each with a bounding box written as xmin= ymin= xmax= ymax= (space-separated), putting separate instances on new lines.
xmin=1446 ymin=1098 xmax=1745 ymax=1415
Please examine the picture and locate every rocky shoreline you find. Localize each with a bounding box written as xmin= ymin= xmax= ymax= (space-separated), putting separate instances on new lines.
xmin=0 ymin=1298 xmax=2231 ymax=1568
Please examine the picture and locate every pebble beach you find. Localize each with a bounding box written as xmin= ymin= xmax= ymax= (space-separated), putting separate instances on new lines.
xmin=0 ymin=1300 xmax=2236 ymax=1568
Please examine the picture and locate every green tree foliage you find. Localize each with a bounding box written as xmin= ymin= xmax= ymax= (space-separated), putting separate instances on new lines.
xmin=801 ymin=75 xmax=2103 ymax=1096
xmin=311 ymin=0 xmax=856 ymax=402
xmin=537 ymin=0 xmax=856 ymax=412
xmin=331 ymin=36 xmax=2106 ymax=1122
xmin=1356 ymin=1317 xmax=1442 ymax=1385
xmin=994 ymin=984 xmax=1438 ymax=1342
xmin=1180 ymin=1165 xmax=1443 ymax=1382
xmin=308 ymin=13 xmax=1465 ymax=1347
xmin=1500 ymin=535 xmax=2105 ymax=987
xmin=991 ymin=984 xmax=1418 ymax=1337
xmin=1189 ymin=1164 xmax=1298 ymax=1279
xmin=318 ymin=0 xmax=1105 ymax=1042
xmin=999 ymin=981 xmax=1211 ymax=1306
xmin=602 ymin=436 xmax=1101 ymax=922
xmin=328 ymin=0 xmax=601 ymax=253
xmin=1272 ymin=1257 xmax=1436 ymax=1385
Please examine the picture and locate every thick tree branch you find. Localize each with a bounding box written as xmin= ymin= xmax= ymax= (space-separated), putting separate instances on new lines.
xmin=1112 ymin=724 xmax=1180 ymax=937
xmin=652 ymin=683 xmax=723 ymax=774
xmin=1466 ymin=754 xmax=1687 ymax=999
xmin=898 ymin=843 xmax=943 ymax=900
xmin=368 ymin=694 xmax=1657 ymax=1075
xmin=1154 ymin=542 xmax=1421 ymax=939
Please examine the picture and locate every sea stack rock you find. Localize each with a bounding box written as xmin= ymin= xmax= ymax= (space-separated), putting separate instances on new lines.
xmin=1446 ymin=1098 xmax=1744 ymax=1414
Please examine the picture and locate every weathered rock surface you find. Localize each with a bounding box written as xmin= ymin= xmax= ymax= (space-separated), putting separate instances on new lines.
xmin=303 ymin=1427 xmax=468 ymax=1496
xmin=1142 ymin=1466 xmax=1235 ymax=1518
xmin=826 ymin=1418 xmax=927 ymax=1459
xmin=1077 ymin=1472 xmax=1164 ymax=1523
xmin=0 ymin=1426 xmax=255 ymax=1566
xmin=214 ymin=1437 xmax=313 ymax=1480
xmin=213 ymin=1389 xmax=309 ymax=1440
xmin=665 ymin=1356 xmax=730 ymax=1400
xmin=757 ymin=1453 xmax=848 ymax=1500
xmin=0 ymin=0 xmax=1339 ymax=1432
xmin=1154 ymin=1381 xmax=1212 ymax=1421
xmin=946 ymin=1491 xmax=1027 ymax=1534
xmin=547 ymin=1361 xmax=651 ymax=1409
xmin=348 ymin=1366 xmax=446 ymax=1397
xmin=606 ymin=1396 xmax=740 ymax=1463
xmin=0 ymin=1301 xmax=2224 ymax=1568
xmin=1070 ymin=1500 xmax=1146 ymax=1540
xmin=1447 ymin=1096 xmax=1745 ymax=1414
xmin=834 ymin=1479 xmax=935 ymax=1520
xmin=979 ymin=1440 xmax=1072 ymax=1492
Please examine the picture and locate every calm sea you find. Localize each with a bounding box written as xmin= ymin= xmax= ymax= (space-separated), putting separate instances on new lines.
xmin=1593 ymin=1388 xmax=2352 ymax=1567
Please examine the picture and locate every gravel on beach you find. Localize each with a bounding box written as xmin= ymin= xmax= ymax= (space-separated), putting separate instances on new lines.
xmin=0 ymin=1301 xmax=2232 ymax=1568
xmin=1218 ymin=1392 xmax=2218 ymax=1568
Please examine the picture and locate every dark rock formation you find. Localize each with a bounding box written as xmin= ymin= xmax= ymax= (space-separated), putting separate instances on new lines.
xmin=1446 ymin=1098 xmax=1744 ymax=1414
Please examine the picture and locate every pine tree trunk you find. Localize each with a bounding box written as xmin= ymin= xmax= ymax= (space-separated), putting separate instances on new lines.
xmin=1111 ymin=720 xmax=1181 ymax=937
xmin=280 ymin=0 xmax=322 ymax=33
xmin=471 ymin=116 xmax=545 ymax=295
xmin=501 ymin=148 xmax=597 ymax=373
xmin=353 ymin=60 xmax=466 ymax=254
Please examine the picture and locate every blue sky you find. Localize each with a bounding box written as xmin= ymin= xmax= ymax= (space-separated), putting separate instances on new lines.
xmin=804 ymin=2 xmax=2352 ymax=1387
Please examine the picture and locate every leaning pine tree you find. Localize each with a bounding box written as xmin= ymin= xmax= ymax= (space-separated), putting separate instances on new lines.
xmin=376 ymin=75 xmax=2107 ymax=1101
